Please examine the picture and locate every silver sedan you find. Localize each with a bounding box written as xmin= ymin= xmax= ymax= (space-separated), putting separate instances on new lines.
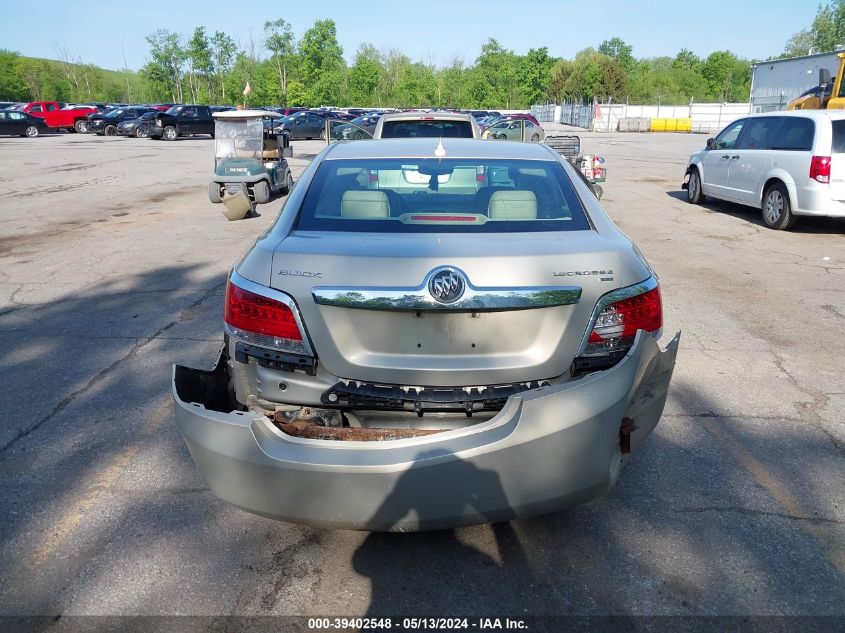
xmin=482 ymin=118 xmax=546 ymax=142
xmin=173 ymin=138 xmax=679 ymax=530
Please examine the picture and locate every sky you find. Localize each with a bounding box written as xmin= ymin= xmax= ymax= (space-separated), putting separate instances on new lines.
xmin=0 ymin=0 xmax=817 ymax=71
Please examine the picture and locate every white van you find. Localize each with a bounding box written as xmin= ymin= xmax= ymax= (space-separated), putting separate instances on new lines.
xmin=682 ymin=110 xmax=845 ymax=229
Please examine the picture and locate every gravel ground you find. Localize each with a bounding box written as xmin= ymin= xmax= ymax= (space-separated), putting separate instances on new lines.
xmin=0 ymin=128 xmax=842 ymax=624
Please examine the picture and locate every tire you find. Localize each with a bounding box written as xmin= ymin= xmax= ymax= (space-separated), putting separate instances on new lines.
xmin=208 ymin=182 xmax=221 ymax=204
xmin=319 ymin=128 xmax=326 ymax=141
xmin=74 ymin=119 xmax=88 ymax=133
xmin=687 ymin=168 xmax=704 ymax=204
xmin=135 ymin=127 xmax=148 ymax=138
xmin=209 ymin=132 xmax=215 ymax=139
xmin=530 ymin=133 xmax=540 ymax=142
xmin=592 ymin=184 xmax=603 ymax=200
xmin=281 ymin=170 xmax=293 ymax=195
xmin=163 ymin=126 xmax=178 ymax=141
xmin=104 ymin=124 xmax=117 ymax=136
xmin=24 ymin=125 xmax=39 ymax=138
xmin=762 ymin=182 xmax=798 ymax=230
xmin=253 ymin=180 xmax=271 ymax=204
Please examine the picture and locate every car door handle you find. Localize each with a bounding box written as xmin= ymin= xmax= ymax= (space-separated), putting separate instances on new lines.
xmin=730 ymin=155 xmax=740 ymax=160
xmin=721 ymin=155 xmax=731 ymax=160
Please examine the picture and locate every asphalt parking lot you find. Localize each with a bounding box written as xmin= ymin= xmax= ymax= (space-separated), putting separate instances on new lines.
xmin=0 ymin=128 xmax=843 ymax=623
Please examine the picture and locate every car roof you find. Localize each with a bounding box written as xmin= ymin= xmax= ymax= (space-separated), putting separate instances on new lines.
xmin=746 ymin=109 xmax=845 ymax=121
xmin=379 ymin=111 xmax=475 ymax=123
xmin=324 ymin=138 xmax=557 ymax=160
xmin=213 ymin=109 xmax=275 ymax=119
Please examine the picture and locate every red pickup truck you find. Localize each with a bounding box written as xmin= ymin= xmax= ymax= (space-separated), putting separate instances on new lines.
xmin=21 ymin=102 xmax=97 ymax=133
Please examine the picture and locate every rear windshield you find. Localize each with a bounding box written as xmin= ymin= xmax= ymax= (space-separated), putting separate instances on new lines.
xmin=832 ymin=120 xmax=845 ymax=153
xmin=295 ymin=157 xmax=590 ymax=233
xmin=380 ymin=120 xmax=473 ymax=138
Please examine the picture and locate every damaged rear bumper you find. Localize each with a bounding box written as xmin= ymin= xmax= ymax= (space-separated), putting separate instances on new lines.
xmin=172 ymin=332 xmax=680 ymax=531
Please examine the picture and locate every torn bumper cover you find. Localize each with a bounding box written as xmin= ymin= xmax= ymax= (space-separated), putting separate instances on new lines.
xmin=172 ymin=332 xmax=680 ymax=531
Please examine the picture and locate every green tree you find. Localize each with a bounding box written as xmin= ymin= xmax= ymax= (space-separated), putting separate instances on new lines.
xmin=468 ymin=39 xmax=519 ymax=108
xmin=0 ymin=50 xmax=30 ymax=100
xmin=264 ymin=18 xmax=296 ymax=106
xmin=298 ymin=19 xmax=346 ymax=105
xmin=348 ymin=44 xmax=384 ymax=106
xmin=145 ymin=29 xmax=186 ymax=102
xmin=210 ymin=31 xmax=237 ymax=102
xmin=783 ymin=30 xmax=814 ymax=57
xmin=701 ymin=50 xmax=750 ymax=101
xmin=439 ymin=57 xmax=468 ymax=108
xmin=562 ymin=49 xmax=627 ymax=102
xmin=518 ymin=47 xmax=553 ymax=106
xmin=784 ymin=1 xmax=845 ymax=55
xmin=598 ymin=37 xmax=634 ymax=71
xmin=186 ymin=27 xmax=213 ymax=103
xmin=546 ymin=59 xmax=573 ymax=102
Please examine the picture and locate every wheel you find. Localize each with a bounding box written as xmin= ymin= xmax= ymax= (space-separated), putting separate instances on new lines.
xmin=762 ymin=182 xmax=798 ymax=230
xmin=253 ymin=180 xmax=271 ymax=204
xmin=281 ymin=170 xmax=293 ymax=195
xmin=135 ymin=127 xmax=149 ymax=138
xmin=530 ymin=133 xmax=540 ymax=142
xmin=592 ymin=184 xmax=603 ymax=200
xmin=24 ymin=125 xmax=39 ymax=138
xmin=104 ymin=124 xmax=117 ymax=136
xmin=687 ymin=168 xmax=704 ymax=204
xmin=163 ymin=126 xmax=178 ymax=141
xmin=319 ymin=128 xmax=326 ymax=141
xmin=74 ymin=119 xmax=88 ymax=133
xmin=210 ymin=132 xmax=215 ymax=139
xmin=208 ymin=182 xmax=221 ymax=204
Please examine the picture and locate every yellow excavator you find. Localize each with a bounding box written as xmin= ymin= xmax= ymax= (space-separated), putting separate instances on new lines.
xmin=787 ymin=52 xmax=845 ymax=110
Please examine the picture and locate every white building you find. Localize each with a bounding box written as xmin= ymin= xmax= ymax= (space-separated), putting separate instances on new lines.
xmin=750 ymin=51 xmax=842 ymax=112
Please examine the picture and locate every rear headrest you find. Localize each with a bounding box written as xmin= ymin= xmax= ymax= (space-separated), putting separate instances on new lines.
xmin=488 ymin=190 xmax=537 ymax=220
xmin=341 ymin=190 xmax=390 ymax=218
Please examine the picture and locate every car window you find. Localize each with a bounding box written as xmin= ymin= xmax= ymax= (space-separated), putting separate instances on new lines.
xmin=30 ymin=105 xmax=42 ymax=113
xmin=296 ymin=158 xmax=590 ymax=234
xmin=771 ymin=117 xmax=814 ymax=151
xmin=830 ymin=120 xmax=845 ymax=153
xmin=380 ymin=120 xmax=474 ymax=138
xmin=47 ymin=103 xmax=57 ymax=111
xmin=736 ymin=117 xmax=779 ymax=150
xmin=713 ymin=120 xmax=744 ymax=149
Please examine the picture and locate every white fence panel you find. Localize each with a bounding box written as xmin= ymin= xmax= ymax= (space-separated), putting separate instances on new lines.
xmin=689 ymin=103 xmax=752 ymax=134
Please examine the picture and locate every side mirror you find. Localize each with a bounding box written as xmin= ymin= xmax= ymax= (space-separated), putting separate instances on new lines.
xmin=820 ymin=68 xmax=832 ymax=88
xmin=706 ymin=138 xmax=716 ymax=150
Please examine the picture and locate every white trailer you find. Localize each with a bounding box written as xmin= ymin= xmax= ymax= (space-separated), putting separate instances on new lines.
xmin=750 ymin=51 xmax=842 ymax=113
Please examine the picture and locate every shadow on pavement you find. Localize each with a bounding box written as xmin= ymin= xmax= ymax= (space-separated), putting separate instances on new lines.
xmin=665 ymin=190 xmax=845 ymax=233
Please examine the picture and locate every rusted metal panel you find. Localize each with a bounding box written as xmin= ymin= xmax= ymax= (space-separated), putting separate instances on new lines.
xmin=273 ymin=414 xmax=443 ymax=442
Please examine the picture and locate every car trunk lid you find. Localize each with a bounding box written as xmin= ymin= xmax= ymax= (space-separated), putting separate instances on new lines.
xmin=270 ymin=231 xmax=648 ymax=387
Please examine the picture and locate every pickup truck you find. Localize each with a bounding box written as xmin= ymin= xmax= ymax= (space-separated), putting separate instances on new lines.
xmin=148 ymin=105 xmax=214 ymax=140
xmin=20 ymin=101 xmax=97 ymax=133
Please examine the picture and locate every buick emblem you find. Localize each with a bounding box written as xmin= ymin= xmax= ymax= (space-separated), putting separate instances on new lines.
xmin=428 ymin=268 xmax=466 ymax=304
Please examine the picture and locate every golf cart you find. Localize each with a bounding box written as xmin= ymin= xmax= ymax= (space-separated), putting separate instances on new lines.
xmin=209 ymin=110 xmax=293 ymax=220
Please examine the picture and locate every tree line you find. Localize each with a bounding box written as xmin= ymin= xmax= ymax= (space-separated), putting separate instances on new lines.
xmin=783 ymin=0 xmax=845 ymax=57
xmin=1 ymin=19 xmax=755 ymax=108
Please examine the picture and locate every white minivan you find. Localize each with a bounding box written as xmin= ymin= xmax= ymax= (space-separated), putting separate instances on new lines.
xmin=682 ymin=110 xmax=845 ymax=229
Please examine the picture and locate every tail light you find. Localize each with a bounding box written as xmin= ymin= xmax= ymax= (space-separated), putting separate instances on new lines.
xmin=810 ymin=156 xmax=831 ymax=183
xmin=575 ymin=280 xmax=662 ymax=371
xmin=224 ymin=277 xmax=309 ymax=355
